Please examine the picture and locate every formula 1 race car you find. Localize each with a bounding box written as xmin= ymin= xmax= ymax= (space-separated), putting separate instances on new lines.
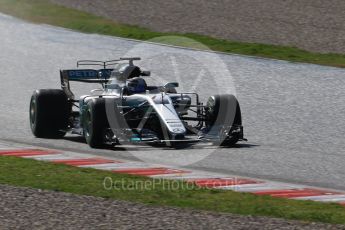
xmin=29 ymin=57 xmax=246 ymax=148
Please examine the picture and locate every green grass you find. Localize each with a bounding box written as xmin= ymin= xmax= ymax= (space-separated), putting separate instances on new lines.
xmin=0 ymin=0 xmax=345 ymax=67
xmin=0 ymin=156 xmax=345 ymax=225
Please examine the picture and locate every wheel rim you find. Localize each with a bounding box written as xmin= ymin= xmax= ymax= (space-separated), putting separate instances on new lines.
xmin=30 ymin=98 xmax=36 ymax=127
xmin=205 ymin=97 xmax=216 ymax=126
xmin=207 ymin=97 xmax=216 ymax=113
xmin=84 ymin=110 xmax=92 ymax=138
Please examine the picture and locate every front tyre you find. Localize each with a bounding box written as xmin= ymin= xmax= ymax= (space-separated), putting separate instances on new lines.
xmin=83 ymin=98 xmax=108 ymax=148
xmin=30 ymin=89 xmax=69 ymax=138
xmin=205 ymin=94 xmax=242 ymax=146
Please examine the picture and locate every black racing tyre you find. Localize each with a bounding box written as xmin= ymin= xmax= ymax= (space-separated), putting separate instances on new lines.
xmin=83 ymin=98 xmax=108 ymax=148
xmin=205 ymin=94 xmax=242 ymax=146
xmin=30 ymin=89 xmax=69 ymax=138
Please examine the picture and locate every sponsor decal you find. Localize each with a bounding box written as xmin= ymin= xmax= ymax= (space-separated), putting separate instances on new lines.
xmin=173 ymin=128 xmax=184 ymax=133
xmin=68 ymin=70 xmax=98 ymax=79
xmin=170 ymin=123 xmax=182 ymax=127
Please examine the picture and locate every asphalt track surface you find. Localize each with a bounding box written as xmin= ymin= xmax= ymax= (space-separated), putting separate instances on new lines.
xmin=1 ymin=14 xmax=345 ymax=190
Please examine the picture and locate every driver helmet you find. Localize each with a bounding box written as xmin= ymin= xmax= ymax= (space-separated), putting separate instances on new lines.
xmin=126 ymin=77 xmax=147 ymax=94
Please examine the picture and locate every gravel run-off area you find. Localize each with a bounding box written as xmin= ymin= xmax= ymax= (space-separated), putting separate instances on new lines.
xmin=50 ymin=0 xmax=345 ymax=54
xmin=0 ymin=184 xmax=345 ymax=230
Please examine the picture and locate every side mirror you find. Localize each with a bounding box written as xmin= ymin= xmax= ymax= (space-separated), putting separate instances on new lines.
xmin=141 ymin=71 xmax=151 ymax=76
xmin=164 ymin=82 xmax=179 ymax=88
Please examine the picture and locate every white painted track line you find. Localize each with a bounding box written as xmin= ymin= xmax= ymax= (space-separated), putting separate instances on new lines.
xmin=81 ymin=162 xmax=158 ymax=170
xmin=23 ymin=154 xmax=78 ymax=161
xmin=219 ymin=182 xmax=305 ymax=192
xmin=294 ymin=195 xmax=345 ymax=202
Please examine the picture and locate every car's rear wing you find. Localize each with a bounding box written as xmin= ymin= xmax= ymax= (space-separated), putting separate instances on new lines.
xmin=60 ymin=69 xmax=113 ymax=100
xmin=60 ymin=57 xmax=142 ymax=99
xmin=60 ymin=69 xmax=113 ymax=82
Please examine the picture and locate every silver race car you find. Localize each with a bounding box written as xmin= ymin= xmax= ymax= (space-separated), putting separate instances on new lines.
xmin=29 ymin=57 xmax=246 ymax=148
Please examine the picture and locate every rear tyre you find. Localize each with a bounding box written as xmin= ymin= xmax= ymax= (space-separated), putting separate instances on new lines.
xmin=83 ymin=98 xmax=108 ymax=148
xmin=205 ymin=94 xmax=242 ymax=146
xmin=30 ymin=89 xmax=69 ymax=138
